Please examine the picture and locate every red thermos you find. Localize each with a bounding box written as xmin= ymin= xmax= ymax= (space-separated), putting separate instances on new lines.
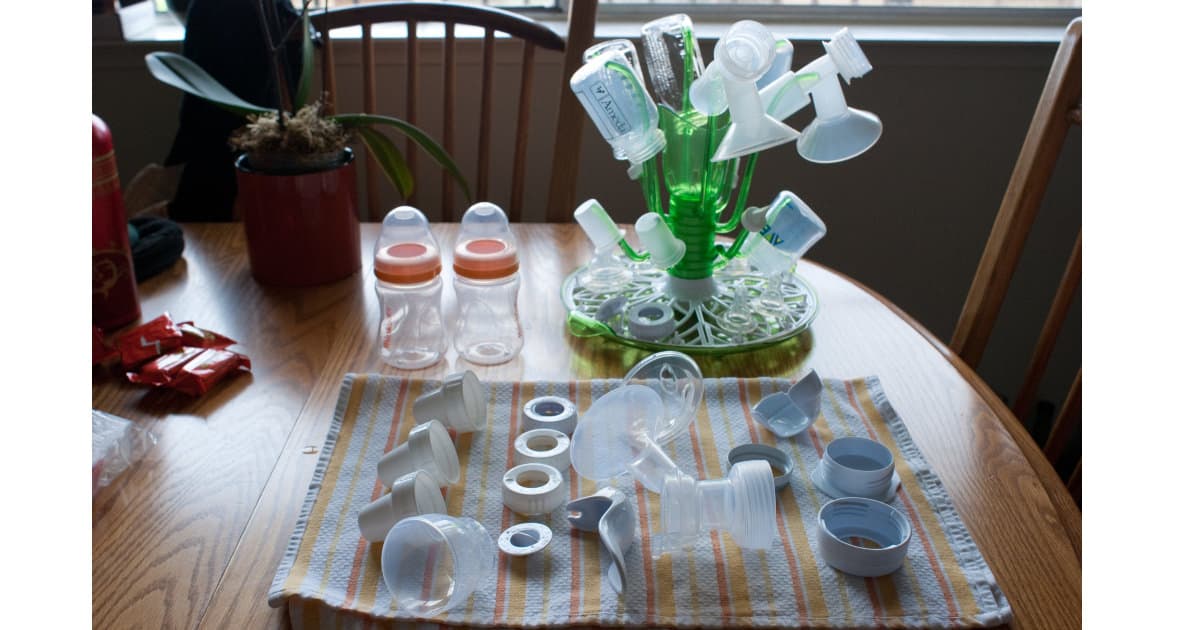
xmin=92 ymin=114 xmax=141 ymax=330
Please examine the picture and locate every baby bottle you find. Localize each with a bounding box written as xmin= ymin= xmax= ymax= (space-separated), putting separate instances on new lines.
xmin=452 ymin=202 xmax=523 ymax=365
xmin=374 ymin=206 xmax=446 ymax=369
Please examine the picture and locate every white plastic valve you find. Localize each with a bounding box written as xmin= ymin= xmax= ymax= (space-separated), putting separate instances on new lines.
xmin=702 ymin=21 xmax=801 ymax=162
xmin=635 ymin=213 xmax=686 ymax=269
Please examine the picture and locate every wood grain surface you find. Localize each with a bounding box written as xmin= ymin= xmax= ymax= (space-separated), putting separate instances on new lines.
xmin=92 ymin=224 xmax=1081 ymax=629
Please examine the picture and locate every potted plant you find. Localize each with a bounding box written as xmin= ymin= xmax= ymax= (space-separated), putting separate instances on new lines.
xmin=146 ymin=0 xmax=469 ymax=286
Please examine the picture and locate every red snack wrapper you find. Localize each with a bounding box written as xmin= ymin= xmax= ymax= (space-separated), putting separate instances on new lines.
xmin=117 ymin=313 xmax=184 ymax=369
xmin=126 ymin=346 xmax=205 ymax=386
xmin=168 ymin=348 xmax=251 ymax=396
xmin=93 ymin=326 xmax=117 ymax=365
xmin=178 ymin=322 xmax=237 ymax=349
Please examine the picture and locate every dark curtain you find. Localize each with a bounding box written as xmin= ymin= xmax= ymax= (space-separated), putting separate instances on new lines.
xmin=164 ymin=0 xmax=304 ymax=221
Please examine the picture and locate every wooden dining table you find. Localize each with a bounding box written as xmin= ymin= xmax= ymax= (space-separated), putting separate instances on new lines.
xmin=92 ymin=223 xmax=1081 ymax=629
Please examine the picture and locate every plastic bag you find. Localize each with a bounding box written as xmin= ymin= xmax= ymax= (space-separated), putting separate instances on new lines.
xmin=92 ymin=410 xmax=156 ymax=496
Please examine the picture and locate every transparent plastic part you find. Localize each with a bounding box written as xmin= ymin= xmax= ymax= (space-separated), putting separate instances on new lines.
xmin=375 ymin=206 xmax=446 ymax=369
xmin=660 ymin=459 xmax=777 ymax=553
xmin=570 ymin=50 xmax=666 ymax=173
xmin=453 ymin=202 xmax=523 ymax=365
xmin=455 ymin=201 xmax=516 ymax=253
xmin=794 ymin=28 xmax=882 ymax=163
xmin=584 ymin=39 xmax=645 ymax=87
xmin=700 ymin=21 xmax=800 ymax=162
xmin=640 ymin=13 xmax=705 ymax=112
xmin=570 ymin=385 xmax=681 ymax=493
xmin=621 ymin=350 xmax=703 ymax=444
xmin=574 ymin=199 xmax=633 ymax=294
xmin=381 ymin=514 xmax=497 ymax=617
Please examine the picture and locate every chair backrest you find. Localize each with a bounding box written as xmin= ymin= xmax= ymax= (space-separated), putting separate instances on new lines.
xmin=311 ymin=0 xmax=597 ymax=221
xmin=950 ymin=18 xmax=1081 ymax=503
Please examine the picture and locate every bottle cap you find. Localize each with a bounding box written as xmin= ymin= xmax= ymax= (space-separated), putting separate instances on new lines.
xmin=374 ymin=206 xmax=442 ymax=284
xmin=574 ymin=199 xmax=624 ymax=251
xmin=634 ymin=213 xmax=686 ymax=268
xmin=453 ymin=202 xmax=519 ymax=280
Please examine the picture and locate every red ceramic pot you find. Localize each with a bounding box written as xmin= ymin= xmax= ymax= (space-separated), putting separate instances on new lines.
xmin=235 ymin=148 xmax=361 ymax=286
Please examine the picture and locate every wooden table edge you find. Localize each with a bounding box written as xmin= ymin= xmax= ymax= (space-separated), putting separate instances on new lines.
xmin=806 ymin=260 xmax=1082 ymax=561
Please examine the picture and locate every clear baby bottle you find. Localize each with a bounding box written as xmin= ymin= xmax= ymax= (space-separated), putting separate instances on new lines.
xmin=452 ymin=202 xmax=523 ymax=365
xmin=375 ymin=206 xmax=447 ymax=369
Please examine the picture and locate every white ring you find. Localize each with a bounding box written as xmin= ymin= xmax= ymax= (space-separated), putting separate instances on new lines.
xmin=497 ymin=522 xmax=553 ymax=557
xmin=627 ymin=302 xmax=675 ymax=341
xmin=502 ymin=463 xmax=567 ymax=515
xmin=514 ymin=429 xmax=571 ymax=472
xmin=522 ymin=396 xmax=578 ymax=435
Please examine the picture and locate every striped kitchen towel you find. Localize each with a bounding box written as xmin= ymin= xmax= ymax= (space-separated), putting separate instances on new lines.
xmin=269 ymin=375 xmax=1012 ymax=628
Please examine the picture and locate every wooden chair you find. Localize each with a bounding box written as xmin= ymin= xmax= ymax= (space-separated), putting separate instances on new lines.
xmin=950 ymin=18 xmax=1081 ymax=504
xmin=311 ymin=0 xmax=597 ymax=221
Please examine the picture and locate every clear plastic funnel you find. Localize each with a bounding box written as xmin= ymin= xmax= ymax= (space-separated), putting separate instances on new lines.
xmin=570 ymin=384 xmax=681 ymax=493
xmin=621 ymin=351 xmax=703 ymax=444
xmin=660 ymin=459 xmax=777 ymax=552
xmin=380 ymin=513 xmax=496 ymax=617
xmin=709 ymin=21 xmax=800 ymax=161
xmin=571 ymin=50 xmax=666 ymax=170
xmin=640 ymin=13 xmax=705 ymax=112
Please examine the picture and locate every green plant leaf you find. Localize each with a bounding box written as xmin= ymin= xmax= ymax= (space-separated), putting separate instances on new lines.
xmin=294 ymin=3 xmax=314 ymax=109
xmin=146 ymin=52 xmax=273 ymax=116
xmin=333 ymin=113 xmax=473 ymax=202
xmin=357 ymin=126 xmax=415 ymax=198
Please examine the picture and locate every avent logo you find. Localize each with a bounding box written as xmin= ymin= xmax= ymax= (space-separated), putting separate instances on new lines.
xmin=759 ymin=225 xmax=785 ymax=246
xmin=590 ymin=83 xmax=631 ymax=134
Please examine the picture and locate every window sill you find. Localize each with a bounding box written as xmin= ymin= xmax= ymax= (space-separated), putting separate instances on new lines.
xmin=110 ymin=6 xmax=1079 ymax=45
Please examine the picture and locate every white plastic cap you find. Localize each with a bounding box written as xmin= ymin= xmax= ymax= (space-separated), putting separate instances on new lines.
xmin=412 ymin=371 xmax=487 ymax=433
xmin=358 ymin=470 xmax=447 ymax=542
xmin=377 ymin=420 xmax=461 ymax=487
xmin=635 ymin=213 xmax=686 ymax=269
xmin=574 ymin=199 xmax=624 ymax=251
